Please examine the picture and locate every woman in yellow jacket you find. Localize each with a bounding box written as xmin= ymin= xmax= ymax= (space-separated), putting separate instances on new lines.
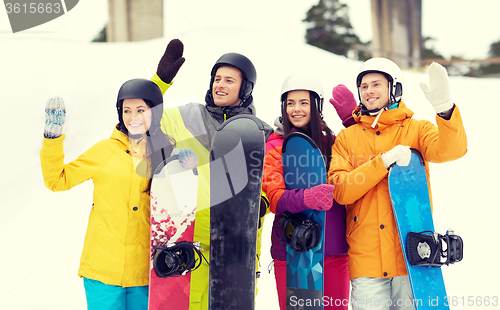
xmin=40 ymin=79 xmax=177 ymax=310
xmin=328 ymin=59 xmax=467 ymax=310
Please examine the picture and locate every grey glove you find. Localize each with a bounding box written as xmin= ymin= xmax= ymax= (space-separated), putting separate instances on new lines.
xmin=44 ymin=96 xmax=66 ymax=139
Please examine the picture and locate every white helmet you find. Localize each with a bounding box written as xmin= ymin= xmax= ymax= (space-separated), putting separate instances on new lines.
xmin=280 ymin=74 xmax=324 ymax=116
xmin=356 ymin=57 xmax=403 ymax=105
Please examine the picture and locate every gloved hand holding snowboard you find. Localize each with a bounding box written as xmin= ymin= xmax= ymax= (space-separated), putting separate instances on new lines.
xmin=381 ymin=145 xmax=411 ymax=169
xmin=303 ymin=183 xmax=335 ymax=211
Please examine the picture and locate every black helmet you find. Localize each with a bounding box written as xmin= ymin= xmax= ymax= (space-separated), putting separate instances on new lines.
xmin=205 ymin=53 xmax=257 ymax=107
xmin=116 ymin=79 xmax=163 ymax=136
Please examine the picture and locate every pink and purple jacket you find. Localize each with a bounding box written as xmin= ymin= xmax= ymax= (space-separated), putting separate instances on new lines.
xmin=262 ymin=132 xmax=348 ymax=261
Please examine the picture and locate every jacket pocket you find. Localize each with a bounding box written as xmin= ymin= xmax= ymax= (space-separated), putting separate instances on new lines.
xmin=81 ymin=224 xmax=102 ymax=264
xmin=345 ymin=203 xmax=361 ymax=237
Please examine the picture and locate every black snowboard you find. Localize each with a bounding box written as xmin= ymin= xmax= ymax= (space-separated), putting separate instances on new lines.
xmin=208 ymin=115 xmax=266 ymax=310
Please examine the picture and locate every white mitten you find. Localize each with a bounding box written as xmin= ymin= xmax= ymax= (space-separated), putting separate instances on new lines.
xmin=44 ymin=96 xmax=66 ymax=139
xmin=381 ymin=145 xmax=411 ymax=169
xmin=419 ymin=62 xmax=454 ymax=114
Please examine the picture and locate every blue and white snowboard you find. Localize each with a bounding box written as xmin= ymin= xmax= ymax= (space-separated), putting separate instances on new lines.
xmin=282 ymin=132 xmax=326 ymax=310
xmin=388 ymin=149 xmax=449 ymax=310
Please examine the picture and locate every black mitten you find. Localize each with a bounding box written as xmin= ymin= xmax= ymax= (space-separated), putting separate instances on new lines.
xmin=156 ymin=39 xmax=185 ymax=84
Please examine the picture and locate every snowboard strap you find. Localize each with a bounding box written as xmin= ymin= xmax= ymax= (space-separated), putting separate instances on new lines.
xmin=407 ymin=230 xmax=463 ymax=267
xmin=276 ymin=211 xmax=321 ymax=253
xmin=152 ymin=241 xmax=208 ymax=278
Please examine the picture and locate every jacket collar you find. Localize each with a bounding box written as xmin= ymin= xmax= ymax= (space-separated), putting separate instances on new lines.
xmin=267 ymin=132 xmax=283 ymax=143
xmin=273 ymin=116 xmax=284 ymax=135
xmin=111 ymin=125 xmax=148 ymax=157
xmin=205 ymin=100 xmax=256 ymax=123
xmin=111 ymin=125 xmax=130 ymax=144
xmin=353 ymin=101 xmax=414 ymax=131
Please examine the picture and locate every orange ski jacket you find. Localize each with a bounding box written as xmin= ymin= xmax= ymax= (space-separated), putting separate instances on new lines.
xmin=328 ymin=102 xmax=467 ymax=280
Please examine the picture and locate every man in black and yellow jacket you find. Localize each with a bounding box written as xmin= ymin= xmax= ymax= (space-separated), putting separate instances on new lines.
xmin=152 ymin=39 xmax=273 ymax=310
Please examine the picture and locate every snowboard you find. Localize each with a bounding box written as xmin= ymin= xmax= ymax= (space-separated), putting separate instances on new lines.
xmin=148 ymin=150 xmax=199 ymax=310
xmin=281 ymin=132 xmax=326 ymax=310
xmin=388 ymin=149 xmax=449 ymax=310
xmin=208 ymin=115 xmax=266 ymax=310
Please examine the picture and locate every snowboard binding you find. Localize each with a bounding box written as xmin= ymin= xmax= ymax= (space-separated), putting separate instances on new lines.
xmin=276 ymin=211 xmax=321 ymax=253
xmin=407 ymin=229 xmax=463 ymax=267
xmin=152 ymin=241 xmax=208 ymax=277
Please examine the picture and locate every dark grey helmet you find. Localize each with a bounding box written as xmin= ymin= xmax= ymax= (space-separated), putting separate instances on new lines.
xmin=206 ymin=53 xmax=257 ymax=106
xmin=116 ymin=79 xmax=163 ymax=136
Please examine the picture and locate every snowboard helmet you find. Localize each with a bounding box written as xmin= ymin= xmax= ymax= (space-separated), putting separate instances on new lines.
xmin=356 ymin=57 xmax=403 ymax=115
xmin=116 ymin=78 xmax=163 ymax=136
xmin=280 ymin=74 xmax=324 ymax=117
xmin=205 ymin=53 xmax=257 ymax=107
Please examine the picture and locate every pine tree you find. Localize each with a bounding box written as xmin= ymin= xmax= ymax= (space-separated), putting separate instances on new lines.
xmin=480 ymin=39 xmax=500 ymax=76
xmin=422 ymin=36 xmax=444 ymax=60
xmin=303 ymin=0 xmax=367 ymax=59
xmin=488 ymin=40 xmax=500 ymax=57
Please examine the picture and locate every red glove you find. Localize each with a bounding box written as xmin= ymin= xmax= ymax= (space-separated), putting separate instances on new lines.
xmin=303 ymin=184 xmax=335 ymax=211
xmin=329 ymin=84 xmax=357 ymax=126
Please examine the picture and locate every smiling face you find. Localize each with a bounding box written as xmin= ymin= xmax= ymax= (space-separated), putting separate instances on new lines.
xmin=359 ymin=72 xmax=390 ymax=110
xmin=212 ymin=66 xmax=243 ymax=107
xmin=122 ymin=98 xmax=152 ymax=136
xmin=285 ymin=90 xmax=311 ymax=130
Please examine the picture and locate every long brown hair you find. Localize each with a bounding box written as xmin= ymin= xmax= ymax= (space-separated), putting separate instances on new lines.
xmin=282 ymin=91 xmax=334 ymax=170
xmin=143 ymin=129 xmax=176 ymax=194
xmin=118 ymin=98 xmax=176 ymax=194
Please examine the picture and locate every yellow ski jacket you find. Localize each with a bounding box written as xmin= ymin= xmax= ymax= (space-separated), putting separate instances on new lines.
xmin=40 ymin=127 xmax=151 ymax=287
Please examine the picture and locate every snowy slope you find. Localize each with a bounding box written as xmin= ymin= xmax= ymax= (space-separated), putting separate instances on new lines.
xmin=1 ymin=1 xmax=499 ymax=309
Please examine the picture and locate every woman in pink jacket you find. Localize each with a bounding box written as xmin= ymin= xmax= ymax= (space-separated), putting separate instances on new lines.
xmin=262 ymin=74 xmax=356 ymax=309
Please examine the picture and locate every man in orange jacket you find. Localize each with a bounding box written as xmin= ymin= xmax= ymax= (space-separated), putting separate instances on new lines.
xmin=328 ymin=58 xmax=467 ymax=310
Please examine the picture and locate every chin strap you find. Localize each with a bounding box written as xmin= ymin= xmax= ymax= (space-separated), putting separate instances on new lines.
xmin=370 ymin=108 xmax=385 ymax=128
xmin=361 ymin=101 xmax=399 ymax=128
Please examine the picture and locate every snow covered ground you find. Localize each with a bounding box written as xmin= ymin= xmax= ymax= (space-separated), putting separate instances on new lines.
xmin=1 ymin=1 xmax=499 ymax=309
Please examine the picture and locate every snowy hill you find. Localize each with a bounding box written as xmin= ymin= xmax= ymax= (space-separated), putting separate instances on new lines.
xmin=1 ymin=1 xmax=499 ymax=309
